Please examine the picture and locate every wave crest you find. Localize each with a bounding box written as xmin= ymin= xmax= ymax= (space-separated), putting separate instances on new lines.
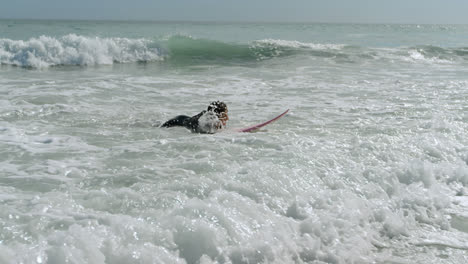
xmin=2 ymin=34 xmax=466 ymax=68
xmin=0 ymin=34 xmax=163 ymax=68
xmin=404 ymin=45 xmax=468 ymax=64
xmin=254 ymin=39 xmax=346 ymax=50
xmin=165 ymin=36 xmax=346 ymax=63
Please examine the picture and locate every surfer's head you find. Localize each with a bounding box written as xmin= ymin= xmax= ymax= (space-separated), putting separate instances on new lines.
xmin=208 ymin=101 xmax=229 ymax=126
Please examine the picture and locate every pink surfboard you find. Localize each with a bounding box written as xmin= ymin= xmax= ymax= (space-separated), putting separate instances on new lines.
xmin=236 ymin=109 xmax=289 ymax=132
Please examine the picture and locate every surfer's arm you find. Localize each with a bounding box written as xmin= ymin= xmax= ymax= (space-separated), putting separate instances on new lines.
xmin=161 ymin=115 xmax=190 ymax=127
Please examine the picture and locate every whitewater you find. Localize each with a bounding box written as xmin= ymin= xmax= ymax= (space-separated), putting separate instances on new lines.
xmin=1 ymin=20 xmax=468 ymax=264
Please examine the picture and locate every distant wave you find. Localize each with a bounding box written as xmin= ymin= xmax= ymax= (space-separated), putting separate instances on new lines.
xmin=159 ymin=36 xmax=348 ymax=63
xmin=256 ymin=40 xmax=468 ymax=64
xmin=0 ymin=34 xmax=163 ymax=68
xmin=0 ymin=34 xmax=348 ymax=68
xmin=1 ymin=34 xmax=467 ymax=68
xmin=165 ymin=35 xmax=258 ymax=62
xmin=254 ymin=39 xmax=346 ymax=50
xmin=404 ymin=45 xmax=468 ymax=64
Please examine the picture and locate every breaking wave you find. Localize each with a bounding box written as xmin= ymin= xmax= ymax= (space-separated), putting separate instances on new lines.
xmin=166 ymin=36 xmax=348 ymax=63
xmin=0 ymin=34 xmax=163 ymax=68
xmin=403 ymin=45 xmax=468 ymax=64
xmin=1 ymin=34 xmax=467 ymax=68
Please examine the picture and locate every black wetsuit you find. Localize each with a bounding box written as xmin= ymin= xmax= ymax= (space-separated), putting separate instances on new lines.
xmin=161 ymin=111 xmax=213 ymax=133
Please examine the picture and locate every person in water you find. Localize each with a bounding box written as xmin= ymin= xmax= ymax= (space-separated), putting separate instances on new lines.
xmin=161 ymin=101 xmax=229 ymax=133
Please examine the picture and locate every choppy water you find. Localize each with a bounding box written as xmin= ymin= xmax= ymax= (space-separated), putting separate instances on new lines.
xmin=1 ymin=20 xmax=468 ymax=264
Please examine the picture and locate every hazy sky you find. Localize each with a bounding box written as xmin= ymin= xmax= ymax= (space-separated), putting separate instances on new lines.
xmin=2 ymin=0 xmax=468 ymax=24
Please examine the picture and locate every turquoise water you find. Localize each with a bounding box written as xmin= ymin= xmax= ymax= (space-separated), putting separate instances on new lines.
xmin=1 ymin=20 xmax=468 ymax=263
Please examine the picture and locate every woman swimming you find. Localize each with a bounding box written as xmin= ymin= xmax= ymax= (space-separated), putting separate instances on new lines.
xmin=161 ymin=101 xmax=229 ymax=133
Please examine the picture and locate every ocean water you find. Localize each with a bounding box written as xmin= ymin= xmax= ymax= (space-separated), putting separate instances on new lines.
xmin=1 ymin=20 xmax=468 ymax=264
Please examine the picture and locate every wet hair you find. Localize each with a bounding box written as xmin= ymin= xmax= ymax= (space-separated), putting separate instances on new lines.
xmin=207 ymin=101 xmax=227 ymax=114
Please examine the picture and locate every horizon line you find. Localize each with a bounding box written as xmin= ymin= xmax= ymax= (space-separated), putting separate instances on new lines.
xmin=1 ymin=17 xmax=467 ymax=26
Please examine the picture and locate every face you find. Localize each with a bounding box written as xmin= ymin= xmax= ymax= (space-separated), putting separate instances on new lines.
xmin=218 ymin=110 xmax=229 ymax=126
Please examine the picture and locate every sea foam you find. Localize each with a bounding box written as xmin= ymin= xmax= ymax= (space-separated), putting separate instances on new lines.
xmin=0 ymin=34 xmax=162 ymax=68
xmin=254 ymin=39 xmax=346 ymax=50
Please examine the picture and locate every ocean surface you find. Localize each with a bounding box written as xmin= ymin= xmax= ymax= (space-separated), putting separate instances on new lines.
xmin=1 ymin=20 xmax=468 ymax=264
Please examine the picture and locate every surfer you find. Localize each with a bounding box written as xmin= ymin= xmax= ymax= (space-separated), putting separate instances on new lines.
xmin=161 ymin=101 xmax=229 ymax=133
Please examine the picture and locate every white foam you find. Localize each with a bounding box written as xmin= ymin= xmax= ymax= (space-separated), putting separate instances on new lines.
xmin=0 ymin=34 xmax=163 ymax=68
xmin=404 ymin=49 xmax=454 ymax=64
xmin=255 ymin=39 xmax=346 ymax=50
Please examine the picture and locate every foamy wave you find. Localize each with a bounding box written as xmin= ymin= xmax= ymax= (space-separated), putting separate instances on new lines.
xmin=0 ymin=34 xmax=163 ymax=68
xmin=405 ymin=49 xmax=455 ymax=64
xmin=255 ymin=39 xmax=346 ymax=50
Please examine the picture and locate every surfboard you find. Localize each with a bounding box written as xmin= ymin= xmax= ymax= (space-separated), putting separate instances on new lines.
xmin=236 ymin=109 xmax=289 ymax=132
